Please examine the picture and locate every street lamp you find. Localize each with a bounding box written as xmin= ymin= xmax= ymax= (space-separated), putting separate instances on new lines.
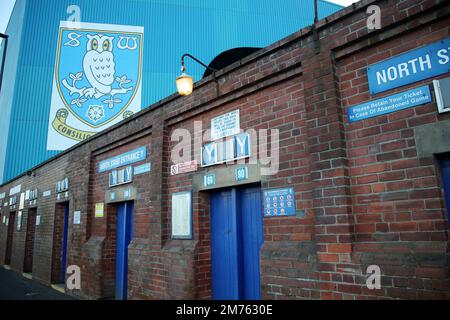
xmin=176 ymin=53 xmax=217 ymax=96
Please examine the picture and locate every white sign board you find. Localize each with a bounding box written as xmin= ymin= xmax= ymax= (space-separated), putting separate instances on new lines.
xmin=9 ymin=185 xmax=21 ymax=196
xmin=73 ymin=211 xmax=81 ymax=225
xmin=36 ymin=215 xmax=41 ymax=226
xmin=171 ymin=191 xmax=192 ymax=239
xmin=211 ymin=109 xmax=240 ymax=141
xmin=43 ymin=190 xmax=51 ymax=197
xmin=17 ymin=211 xmax=22 ymax=231
xmin=19 ymin=193 xmax=25 ymax=210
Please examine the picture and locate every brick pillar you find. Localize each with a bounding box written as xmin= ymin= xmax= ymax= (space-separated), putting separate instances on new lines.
xmin=303 ymin=44 xmax=358 ymax=299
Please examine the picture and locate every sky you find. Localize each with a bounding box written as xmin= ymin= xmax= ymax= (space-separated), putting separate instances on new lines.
xmin=0 ymin=0 xmax=360 ymax=34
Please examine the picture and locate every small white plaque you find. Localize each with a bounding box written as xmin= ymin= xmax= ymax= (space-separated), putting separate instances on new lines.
xmin=211 ymin=109 xmax=240 ymax=141
xmin=19 ymin=193 xmax=25 ymax=210
xmin=171 ymin=191 xmax=192 ymax=239
xmin=73 ymin=211 xmax=81 ymax=225
xmin=17 ymin=211 xmax=22 ymax=231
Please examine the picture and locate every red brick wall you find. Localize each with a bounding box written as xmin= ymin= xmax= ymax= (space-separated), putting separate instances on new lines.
xmin=0 ymin=0 xmax=448 ymax=300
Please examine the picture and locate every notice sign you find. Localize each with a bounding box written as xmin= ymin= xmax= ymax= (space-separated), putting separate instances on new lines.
xmin=95 ymin=203 xmax=104 ymax=218
xmin=263 ymin=187 xmax=296 ymax=217
xmin=368 ymin=38 xmax=450 ymax=94
xmin=171 ymin=191 xmax=192 ymax=239
xmin=73 ymin=211 xmax=81 ymax=225
xmin=211 ymin=109 xmax=240 ymax=141
xmin=99 ymin=146 xmax=147 ymax=173
xmin=170 ymin=160 xmax=198 ymax=176
xmin=348 ymin=85 xmax=432 ymax=123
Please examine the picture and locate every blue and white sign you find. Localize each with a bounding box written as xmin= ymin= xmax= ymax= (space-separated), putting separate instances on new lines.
xmin=211 ymin=109 xmax=240 ymax=141
xmin=368 ymin=38 xmax=450 ymax=94
xmin=263 ymin=187 xmax=296 ymax=217
xmin=235 ymin=166 xmax=249 ymax=182
xmin=109 ymin=166 xmax=133 ymax=187
xmin=204 ymin=173 xmax=216 ymax=188
xmin=134 ymin=162 xmax=151 ymax=175
xmin=348 ymin=86 xmax=432 ymax=123
xmin=47 ymin=21 xmax=144 ymax=150
xmin=99 ymin=146 xmax=146 ymax=173
xmin=202 ymin=132 xmax=250 ymax=167
xmin=348 ymin=85 xmax=432 ymax=123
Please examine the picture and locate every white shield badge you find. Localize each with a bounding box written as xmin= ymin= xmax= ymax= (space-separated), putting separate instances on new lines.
xmin=47 ymin=22 xmax=144 ymax=151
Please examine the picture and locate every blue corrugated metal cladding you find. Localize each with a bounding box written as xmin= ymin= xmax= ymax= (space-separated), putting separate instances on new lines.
xmin=1 ymin=0 xmax=342 ymax=183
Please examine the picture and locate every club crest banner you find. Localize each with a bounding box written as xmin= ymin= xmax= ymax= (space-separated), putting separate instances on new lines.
xmin=47 ymin=21 xmax=144 ymax=150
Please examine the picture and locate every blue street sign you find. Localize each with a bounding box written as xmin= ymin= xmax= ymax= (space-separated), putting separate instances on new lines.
xmin=368 ymin=37 xmax=450 ymax=94
xmin=348 ymin=85 xmax=432 ymax=123
xmin=263 ymin=187 xmax=296 ymax=217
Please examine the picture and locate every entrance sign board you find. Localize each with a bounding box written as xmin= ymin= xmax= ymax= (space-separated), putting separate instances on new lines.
xmin=263 ymin=187 xmax=296 ymax=217
xmin=99 ymin=146 xmax=147 ymax=173
xmin=9 ymin=185 xmax=21 ymax=196
xmin=348 ymin=85 xmax=432 ymax=123
xmin=171 ymin=191 xmax=192 ymax=239
xmin=368 ymin=38 xmax=450 ymax=94
xmin=211 ymin=109 xmax=240 ymax=141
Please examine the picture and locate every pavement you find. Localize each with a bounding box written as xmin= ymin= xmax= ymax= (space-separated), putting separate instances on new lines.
xmin=0 ymin=267 xmax=76 ymax=300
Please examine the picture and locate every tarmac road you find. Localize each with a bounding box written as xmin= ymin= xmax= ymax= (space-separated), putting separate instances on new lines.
xmin=0 ymin=267 xmax=75 ymax=300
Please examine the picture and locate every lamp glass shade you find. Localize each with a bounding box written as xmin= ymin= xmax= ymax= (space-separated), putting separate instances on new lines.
xmin=176 ymin=73 xmax=194 ymax=96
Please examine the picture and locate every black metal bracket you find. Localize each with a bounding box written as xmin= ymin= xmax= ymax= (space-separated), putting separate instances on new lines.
xmin=181 ymin=53 xmax=219 ymax=96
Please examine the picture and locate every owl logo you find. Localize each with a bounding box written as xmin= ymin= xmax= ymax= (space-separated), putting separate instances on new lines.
xmin=82 ymin=34 xmax=116 ymax=98
xmin=56 ymin=25 xmax=143 ymax=129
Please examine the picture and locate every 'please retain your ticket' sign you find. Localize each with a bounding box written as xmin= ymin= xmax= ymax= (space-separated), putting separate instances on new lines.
xmin=367 ymin=37 xmax=450 ymax=94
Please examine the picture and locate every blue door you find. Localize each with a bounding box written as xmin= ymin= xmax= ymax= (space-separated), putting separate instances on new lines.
xmin=211 ymin=189 xmax=240 ymax=299
xmin=239 ymin=187 xmax=264 ymax=300
xmin=210 ymin=186 xmax=264 ymax=300
xmin=115 ymin=201 xmax=134 ymax=300
xmin=60 ymin=203 xmax=69 ymax=284
xmin=440 ymin=158 xmax=450 ymax=221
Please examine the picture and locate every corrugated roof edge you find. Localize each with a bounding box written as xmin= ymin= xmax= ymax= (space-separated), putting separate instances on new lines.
xmin=0 ymin=0 xmax=377 ymax=187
